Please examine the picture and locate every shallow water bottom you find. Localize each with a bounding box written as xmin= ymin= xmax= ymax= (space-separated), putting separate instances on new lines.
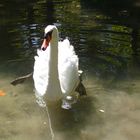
xmin=0 ymin=68 xmax=140 ymax=140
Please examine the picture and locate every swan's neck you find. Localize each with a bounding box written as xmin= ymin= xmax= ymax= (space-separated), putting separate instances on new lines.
xmin=47 ymin=29 xmax=62 ymax=99
xmin=49 ymin=31 xmax=59 ymax=79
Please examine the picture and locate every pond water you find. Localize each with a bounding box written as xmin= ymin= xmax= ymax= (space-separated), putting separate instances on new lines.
xmin=0 ymin=0 xmax=140 ymax=140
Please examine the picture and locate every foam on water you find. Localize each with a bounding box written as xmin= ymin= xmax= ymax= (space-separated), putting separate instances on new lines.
xmin=35 ymin=90 xmax=46 ymax=107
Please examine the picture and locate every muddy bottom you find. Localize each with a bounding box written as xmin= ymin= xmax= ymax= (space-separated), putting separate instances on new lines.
xmin=0 ymin=64 xmax=140 ymax=140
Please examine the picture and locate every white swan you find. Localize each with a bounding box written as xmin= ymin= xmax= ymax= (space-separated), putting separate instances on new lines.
xmin=33 ymin=25 xmax=86 ymax=109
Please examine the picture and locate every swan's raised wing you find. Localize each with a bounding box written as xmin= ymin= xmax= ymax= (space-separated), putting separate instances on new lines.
xmin=58 ymin=39 xmax=79 ymax=95
xmin=33 ymin=48 xmax=50 ymax=96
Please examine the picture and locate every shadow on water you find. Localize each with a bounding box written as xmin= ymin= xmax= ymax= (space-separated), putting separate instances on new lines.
xmin=81 ymin=0 xmax=140 ymax=55
xmin=44 ymin=96 xmax=97 ymax=140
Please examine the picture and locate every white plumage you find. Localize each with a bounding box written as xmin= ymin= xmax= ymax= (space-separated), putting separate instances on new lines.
xmin=33 ymin=25 xmax=80 ymax=107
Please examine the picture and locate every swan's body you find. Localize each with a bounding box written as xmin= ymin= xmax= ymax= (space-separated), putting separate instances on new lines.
xmin=33 ymin=25 xmax=85 ymax=108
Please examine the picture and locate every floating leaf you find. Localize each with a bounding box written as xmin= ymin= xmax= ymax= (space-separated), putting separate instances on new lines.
xmin=0 ymin=90 xmax=6 ymax=96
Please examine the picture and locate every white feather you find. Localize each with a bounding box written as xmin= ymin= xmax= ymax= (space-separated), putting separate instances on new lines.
xmin=33 ymin=25 xmax=79 ymax=102
xmin=58 ymin=39 xmax=79 ymax=94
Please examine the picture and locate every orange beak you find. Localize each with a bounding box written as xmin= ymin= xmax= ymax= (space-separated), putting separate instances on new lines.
xmin=41 ymin=36 xmax=51 ymax=51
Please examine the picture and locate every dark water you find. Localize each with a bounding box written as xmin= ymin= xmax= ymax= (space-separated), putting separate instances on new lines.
xmin=0 ymin=0 xmax=140 ymax=140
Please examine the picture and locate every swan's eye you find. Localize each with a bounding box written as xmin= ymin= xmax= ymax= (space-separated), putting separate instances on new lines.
xmin=44 ymin=31 xmax=53 ymax=39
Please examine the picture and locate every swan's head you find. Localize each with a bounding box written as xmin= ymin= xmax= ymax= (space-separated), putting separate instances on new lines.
xmin=41 ymin=25 xmax=58 ymax=51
